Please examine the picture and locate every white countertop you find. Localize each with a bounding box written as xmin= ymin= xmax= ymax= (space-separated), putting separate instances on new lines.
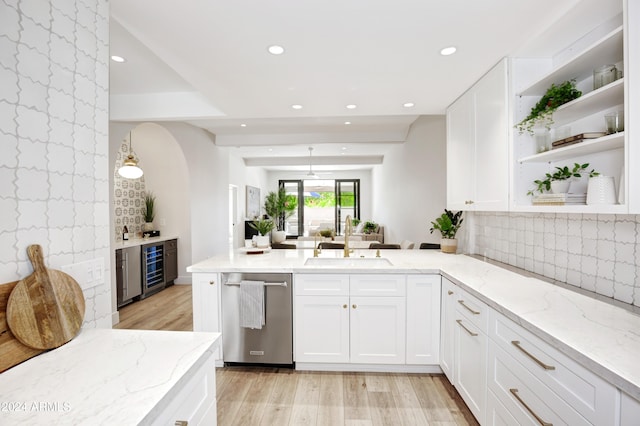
xmin=188 ymin=248 xmax=640 ymax=400
xmin=116 ymin=235 xmax=178 ymax=249
xmin=0 ymin=328 xmax=220 ymax=425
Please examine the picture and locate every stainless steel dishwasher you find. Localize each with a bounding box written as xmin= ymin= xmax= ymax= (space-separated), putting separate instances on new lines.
xmin=221 ymin=272 xmax=293 ymax=366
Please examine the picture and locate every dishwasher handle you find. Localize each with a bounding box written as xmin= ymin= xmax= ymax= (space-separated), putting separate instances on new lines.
xmin=224 ymin=281 xmax=287 ymax=287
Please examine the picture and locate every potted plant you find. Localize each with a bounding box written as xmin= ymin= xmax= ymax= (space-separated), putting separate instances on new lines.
xmin=264 ymin=188 xmax=297 ymax=243
xmin=527 ymin=163 xmax=598 ymax=196
xmin=363 ymin=221 xmax=378 ymax=234
xmin=319 ymin=228 xmax=334 ymax=239
xmin=248 ymin=218 xmax=275 ymax=247
xmin=142 ymin=192 xmax=156 ymax=231
xmin=516 ymin=80 xmax=582 ymax=135
xmin=429 ymin=209 xmax=463 ymax=253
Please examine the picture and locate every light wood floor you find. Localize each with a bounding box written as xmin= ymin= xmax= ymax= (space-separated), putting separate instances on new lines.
xmin=116 ymin=285 xmax=478 ymax=426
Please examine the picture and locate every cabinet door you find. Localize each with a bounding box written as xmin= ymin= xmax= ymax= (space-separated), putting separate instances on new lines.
xmin=164 ymin=239 xmax=178 ymax=283
xmin=440 ymin=278 xmax=457 ymax=382
xmin=406 ymin=275 xmax=441 ymax=365
xmin=192 ymin=273 xmax=221 ymax=360
xmin=294 ymin=295 xmax=349 ymax=363
xmin=473 ymin=58 xmax=509 ymax=210
xmin=455 ymin=315 xmax=487 ymax=424
xmin=446 ymin=89 xmax=475 ymax=210
xmin=350 ymin=296 xmax=406 ymax=364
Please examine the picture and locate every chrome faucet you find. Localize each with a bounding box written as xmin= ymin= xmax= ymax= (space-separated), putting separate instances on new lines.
xmin=344 ymin=215 xmax=353 ymax=258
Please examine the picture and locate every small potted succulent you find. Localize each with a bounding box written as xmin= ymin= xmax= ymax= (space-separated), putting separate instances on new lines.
xmin=429 ymin=209 xmax=464 ymax=254
xmin=249 ymin=218 xmax=275 ymax=248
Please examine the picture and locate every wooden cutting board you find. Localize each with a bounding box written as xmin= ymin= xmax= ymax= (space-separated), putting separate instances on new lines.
xmin=0 ymin=280 xmax=44 ymax=372
xmin=6 ymin=245 xmax=85 ymax=350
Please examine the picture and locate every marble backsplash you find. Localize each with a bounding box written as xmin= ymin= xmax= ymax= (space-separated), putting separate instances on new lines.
xmin=468 ymin=212 xmax=640 ymax=307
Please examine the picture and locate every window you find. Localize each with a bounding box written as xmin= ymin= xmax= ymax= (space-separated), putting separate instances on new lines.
xmin=280 ymin=179 xmax=360 ymax=237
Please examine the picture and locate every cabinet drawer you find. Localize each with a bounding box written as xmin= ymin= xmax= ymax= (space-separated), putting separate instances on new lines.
xmin=350 ymin=274 xmax=405 ymax=296
xmin=295 ymin=274 xmax=349 ymax=296
xmin=489 ymin=344 xmax=590 ymax=426
xmin=455 ymin=288 xmax=488 ymax=333
xmin=489 ymin=310 xmax=616 ymax=425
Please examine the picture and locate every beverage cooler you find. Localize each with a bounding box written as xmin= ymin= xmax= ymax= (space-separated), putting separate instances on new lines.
xmin=141 ymin=242 xmax=165 ymax=298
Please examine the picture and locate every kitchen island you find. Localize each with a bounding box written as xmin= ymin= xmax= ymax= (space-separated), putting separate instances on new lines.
xmin=188 ymin=248 xmax=640 ymax=424
xmin=0 ymin=329 xmax=220 ymax=425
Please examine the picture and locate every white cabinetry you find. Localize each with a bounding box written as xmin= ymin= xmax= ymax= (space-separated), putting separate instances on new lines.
xmin=192 ymin=273 xmax=221 ymax=361
xmin=620 ymin=392 xmax=640 ymax=425
xmin=295 ymin=274 xmax=415 ymax=366
xmin=447 ymin=58 xmax=509 ymax=211
xmin=439 ymin=277 xmax=457 ymax=381
xmin=454 ymin=287 xmax=489 ymax=424
xmin=406 ymin=275 xmax=441 ymax=365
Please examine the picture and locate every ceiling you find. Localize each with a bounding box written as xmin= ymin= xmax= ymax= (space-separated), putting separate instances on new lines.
xmin=109 ymin=0 xmax=587 ymax=171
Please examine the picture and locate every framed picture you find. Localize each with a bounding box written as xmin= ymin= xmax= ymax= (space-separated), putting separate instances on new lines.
xmin=246 ymin=186 xmax=260 ymax=219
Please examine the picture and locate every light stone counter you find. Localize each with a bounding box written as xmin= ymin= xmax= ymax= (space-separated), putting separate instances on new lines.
xmin=0 ymin=328 xmax=220 ymax=425
xmin=116 ymin=235 xmax=179 ymax=249
xmin=188 ymin=248 xmax=640 ymax=400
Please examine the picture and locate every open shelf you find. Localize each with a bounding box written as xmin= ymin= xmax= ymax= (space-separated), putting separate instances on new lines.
xmin=552 ymin=78 xmax=624 ymax=127
xmin=518 ymin=132 xmax=624 ymax=163
xmin=518 ymin=26 xmax=623 ymax=96
xmin=512 ymin=203 xmax=627 ymax=214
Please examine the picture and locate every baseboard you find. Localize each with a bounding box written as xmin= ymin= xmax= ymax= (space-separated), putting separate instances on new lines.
xmin=295 ymin=363 xmax=443 ymax=374
xmin=111 ymin=310 xmax=120 ymax=327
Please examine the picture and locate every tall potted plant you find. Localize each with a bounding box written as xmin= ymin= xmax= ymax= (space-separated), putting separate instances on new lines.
xmin=142 ymin=192 xmax=156 ymax=232
xmin=429 ymin=209 xmax=463 ymax=254
xmin=264 ymin=188 xmax=297 ymax=243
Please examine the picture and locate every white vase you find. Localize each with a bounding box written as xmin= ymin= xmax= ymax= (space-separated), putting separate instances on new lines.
xmin=255 ymin=235 xmax=270 ymax=248
xmin=586 ymin=176 xmax=617 ymax=205
xmin=142 ymin=222 xmax=154 ymax=231
xmin=272 ymin=230 xmax=286 ymax=243
xmin=440 ymin=238 xmax=458 ymax=254
xmin=550 ymin=180 xmax=570 ymax=194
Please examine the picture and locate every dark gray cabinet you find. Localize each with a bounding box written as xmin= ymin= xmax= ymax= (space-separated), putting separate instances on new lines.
xmin=164 ymin=239 xmax=178 ymax=284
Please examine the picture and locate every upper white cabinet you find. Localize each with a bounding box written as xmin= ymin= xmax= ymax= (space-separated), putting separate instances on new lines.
xmin=511 ymin=1 xmax=639 ymax=213
xmin=447 ymin=58 xmax=509 ymax=211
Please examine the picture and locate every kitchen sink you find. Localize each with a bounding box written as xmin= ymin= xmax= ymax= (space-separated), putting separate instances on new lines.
xmin=304 ymin=257 xmax=393 ymax=267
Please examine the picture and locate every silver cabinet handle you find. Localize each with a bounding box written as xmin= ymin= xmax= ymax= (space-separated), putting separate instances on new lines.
xmin=447 ymin=290 xmax=454 ymax=295
xmin=456 ymin=319 xmax=478 ymax=336
xmin=175 ymin=421 xmax=188 ymax=426
xmin=209 ymin=280 xmax=215 ymax=285
xmin=352 ymin=304 xmax=357 ymax=309
xmin=343 ymin=304 xmax=348 ymax=309
xmin=458 ymin=300 xmax=480 ymax=315
xmin=511 ymin=341 xmax=555 ymax=371
xmin=510 ymin=388 xmax=552 ymax=426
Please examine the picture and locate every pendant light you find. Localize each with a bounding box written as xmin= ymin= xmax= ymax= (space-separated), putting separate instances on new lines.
xmin=118 ymin=131 xmax=143 ymax=179
xmin=307 ymin=147 xmax=319 ymax=179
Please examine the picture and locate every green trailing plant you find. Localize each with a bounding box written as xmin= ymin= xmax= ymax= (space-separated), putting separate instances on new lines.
xmin=264 ymin=188 xmax=297 ymax=231
xmin=142 ymin=192 xmax=156 ymax=223
xmin=249 ymin=218 xmax=275 ymax=236
xmin=363 ymin=221 xmax=378 ymax=234
xmin=527 ymin=163 xmax=599 ymax=195
xmin=516 ymin=80 xmax=582 ymax=135
xmin=430 ymin=209 xmax=463 ymax=239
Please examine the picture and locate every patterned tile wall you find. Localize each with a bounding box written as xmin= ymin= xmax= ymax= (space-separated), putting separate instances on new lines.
xmin=0 ymin=0 xmax=111 ymax=327
xmin=469 ymin=212 xmax=640 ymax=307
xmin=113 ymin=137 xmax=147 ymax=242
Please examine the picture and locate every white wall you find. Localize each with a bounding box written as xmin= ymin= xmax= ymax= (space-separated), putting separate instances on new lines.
xmin=372 ymin=116 xmax=447 ymax=245
xmin=0 ymin=0 xmax=112 ymax=328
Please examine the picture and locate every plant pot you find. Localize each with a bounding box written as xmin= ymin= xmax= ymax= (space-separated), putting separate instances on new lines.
xmin=142 ymin=222 xmax=154 ymax=231
xmin=550 ymin=180 xmax=570 ymax=194
xmin=272 ymin=230 xmax=286 ymax=243
xmin=440 ymin=238 xmax=458 ymax=254
xmin=586 ymin=175 xmax=617 ymax=205
xmin=255 ymin=235 xmax=270 ymax=248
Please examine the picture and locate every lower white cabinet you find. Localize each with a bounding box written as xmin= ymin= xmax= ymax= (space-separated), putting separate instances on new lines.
xmin=295 ymin=274 xmax=407 ymax=365
xmin=486 ymin=389 xmax=518 ymax=426
xmin=406 ymin=275 xmax=441 ymax=365
xmin=621 ymin=392 xmax=640 ymax=425
xmin=192 ymin=273 xmax=222 ymax=361
xmin=440 ymin=278 xmax=457 ymax=382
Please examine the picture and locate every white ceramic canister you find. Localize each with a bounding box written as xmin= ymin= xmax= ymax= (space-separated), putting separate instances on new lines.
xmin=586 ymin=176 xmax=617 ymax=205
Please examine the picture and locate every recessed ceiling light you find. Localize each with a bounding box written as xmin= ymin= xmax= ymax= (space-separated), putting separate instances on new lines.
xmin=440 ymin=46 xmax=457 ymax=56
xmin=268 ymin=45 xmax=285 ymax=55
xmin=403 ymin=102 xmax=415 ymax=108
xmin=344 ymin=121 xmax=351 ymax=125
xmin=291 ymin=104 xmax=303 ymax=110
xmin=240 ymin=123 xmax=247 ymax=127
xmin=111 ymin=55 xmax=125 ymax=63
xmin=346 ymin=104 xmax=357 ymax=109
xmin=341 ymin=146 xmax=347 ymax=150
